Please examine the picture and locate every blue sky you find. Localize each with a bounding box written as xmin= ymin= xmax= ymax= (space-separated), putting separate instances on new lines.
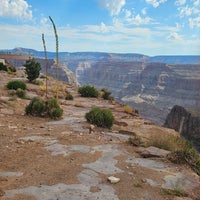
xmin=0 ymin=0 xmax=199 ymax=55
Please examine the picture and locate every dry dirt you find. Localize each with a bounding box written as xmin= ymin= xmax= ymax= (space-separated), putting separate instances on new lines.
xmin=0 ymin=70 xmax=200 ymax=200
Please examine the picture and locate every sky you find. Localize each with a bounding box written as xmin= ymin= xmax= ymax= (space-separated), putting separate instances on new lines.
xmin=0 ymin=0 xmax=200 ymax=55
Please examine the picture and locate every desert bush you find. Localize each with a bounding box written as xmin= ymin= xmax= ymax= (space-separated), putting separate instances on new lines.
xmin=65 ymin=93 xmax=74 ymax=100
xmin=0 ymin=63 xmax=8 ymax=71
xmin=25 ymin=97 xmax=46 ymax=117
xmin=85 ymin=107 xmax=114 ymax=129
xmin=16 ymin=88 xmax=26 ymax=98
xmin=8 ymin=65 xmax=16 ymax=73
xmin=128 ymin=135 xmax=142 ymax=146
xmin=146 ymin=134 xmax=185 ymax=151
xmin=48 ymin=107 xmax=63 ymax=119
xmin=123 ymin=105 xmax=133 ymax=114
xmin=6 ymin=80 xmax=27 ymax=90
xmin=25 ymin=97 xmax=63 ymax=119
xmin=78 ymin=85 xmax=98 ymax=98
xmin=101 ymin=88 xmax=113 ymax=100
xmin=31 ymin=79 xmax=43 ymax=85
xmin=168 ymin=141 xmax=200 ymax=175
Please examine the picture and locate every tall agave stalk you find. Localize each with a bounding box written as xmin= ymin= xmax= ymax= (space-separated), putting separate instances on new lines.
xmin=42 ymin=33 xmax=48 ymax=99
xmin=49 ymin=16 xmax=59 ymax=101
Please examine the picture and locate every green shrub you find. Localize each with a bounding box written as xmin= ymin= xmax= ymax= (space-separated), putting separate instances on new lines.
xmin=16 ymin=88 xmax=26 ymax=98
xmin=8 ymin=65 xmax=16 ymax=73
xmin=24 ymin=58 xmax=41 ymax=82
xmin=25 ymin=97 xmax=63 ymax=119
xmin=8 ymin=90 xmax=17 ymax=97
xmin=48 ymin=107 xmax=63 ymax=119
xmin=78 ymin=85 xmax=98 ymax=98
xmin=6 ymin=80 xmax=27 ymax=90
xmin=85 ymin=107 xmax=114 ymax=129
xmin=65 ymin=93 xmax=74 ymax=100
xmin=25 ymin=97 xmax=46 ymax=117
xmin=101 ymin=88 xmax=112 ymax=100
xmin=0 ymin=63 xmax=8 ymax=71
xmin=45 ymin=98 xmax=62 ymax=119
xmin=31 ymin=79 xmax=43 ymax=85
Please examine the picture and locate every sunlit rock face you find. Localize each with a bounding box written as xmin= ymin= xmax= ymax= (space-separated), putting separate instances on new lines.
xmin=72 ymin=61 xmax=200 ymax=125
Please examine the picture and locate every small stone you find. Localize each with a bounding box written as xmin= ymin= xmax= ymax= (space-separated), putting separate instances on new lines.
xmin=107 ymin=176 xmax=120 ymax=184
xmin=89 ymin=124 xmax=95 ymax=134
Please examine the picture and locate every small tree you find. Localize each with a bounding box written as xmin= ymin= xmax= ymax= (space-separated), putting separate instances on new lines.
xmin=24 ymin=58 xmax=41 ymax=82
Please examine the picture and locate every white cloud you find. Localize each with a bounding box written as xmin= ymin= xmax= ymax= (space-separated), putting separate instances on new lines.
xmin=141 ymin=7 xmax=147 ymax=15
xmin=167 ymin=32 xmax=183 ymax=42
xmin=145 ymin=0 xmax=167 ymax=8
xmin=126 ymin=14 xmax=152 ymax=25
xmin=0 ymin=0 xmax=32 ymax=20
xmin=178 ymin=6 xmax=193 ymax=17
xmin=125 ymin=9 xmax=131 ymax=18
xmin=175 ymin=0 xmax=186 ymax=6
xmin=189 ymin=16 xmax=200 ymax=28
xmin=178 ymin=5 xmax=199 ymax=17
xmin=193 ymin=0 xmax=200 ymax=6
xmin=98 ymin=0 xmax=126 ymax=16
xmin=40 ymin=18 xmax=48 ymax=26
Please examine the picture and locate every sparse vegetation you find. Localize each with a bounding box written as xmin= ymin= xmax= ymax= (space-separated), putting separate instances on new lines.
xmin=0 ymin=63 xmax=8 ymax=71
xmin=6 ymin=80 xmax=27 ymax=90
xmin=101 ymin=88 xmax=113 ymax=100
xmin=123 ymin=105 xmax=133 ymax=114
xmin=65 ymin=92 xmax=74 ymax=100
xmin=146 ymin=133 xmax=200 ymax=175
xmin=78 ymin=85 xmax=98 ymax=98
xmin=31 ymin=79 xmax=43 ymax=85
xmin=85 ymin=107 xmax=114 ymax=129
xmin=162 ymin=188 xmax=187 ymax=197
xmin=146 ymin=134 xmax=184 ymax=151
xmin=168 ymin=141 xmax=200 ymax=175
xmin=15 ymin=88 xmax=26 ymax=98
xmin=46 ymin=98 xmax=63 ymax=119
xmin=25 ymin=97 xmax=63 ymax=119
xmin=8 ymin=65 xmax=16 ymax=73
xmin=128 ymin=135 xmax=142 ymax=146
xmin=24 ymin=58 xmax=41 ymax=82
xmin=74 ymin=103 xmax=84 ymax=107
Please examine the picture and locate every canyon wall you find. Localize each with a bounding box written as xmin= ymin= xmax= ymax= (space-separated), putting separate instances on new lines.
xmin=72 ymin=61 xmax=200 ymax=124
xmin=164 ymin=105 xmax=200 ymax=151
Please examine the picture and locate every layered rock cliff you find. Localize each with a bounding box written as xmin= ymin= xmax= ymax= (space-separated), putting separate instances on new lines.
xmin=74 ymin=61 xmax=200 ymax=124
xmin=164 ymin=105 xmax=200 ymax=151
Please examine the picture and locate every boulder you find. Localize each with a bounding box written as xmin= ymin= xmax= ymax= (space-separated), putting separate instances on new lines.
xmin=137 ymin=146 xmax=170 ymax=158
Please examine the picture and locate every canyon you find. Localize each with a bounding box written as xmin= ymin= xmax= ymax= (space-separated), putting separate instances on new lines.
xmin=1 ymin=48 xmax=200 ymax=125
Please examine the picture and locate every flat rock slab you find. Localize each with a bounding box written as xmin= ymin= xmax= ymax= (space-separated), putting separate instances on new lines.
xmin=137 ymin=146 xmax=170 ymax=158
xmin=5 ymin=183 xmax=119 ymax=200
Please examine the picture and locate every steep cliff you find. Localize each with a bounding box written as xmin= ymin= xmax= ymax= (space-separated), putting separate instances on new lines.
xmin=164 ymin=105 xmax=200 ymax=151
xmin=75 ymin=61 xmax=200 ymax=124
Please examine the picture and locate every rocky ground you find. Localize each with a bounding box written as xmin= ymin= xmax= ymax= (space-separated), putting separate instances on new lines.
xmin=0 ymin=70 xmax=200 ymax=200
